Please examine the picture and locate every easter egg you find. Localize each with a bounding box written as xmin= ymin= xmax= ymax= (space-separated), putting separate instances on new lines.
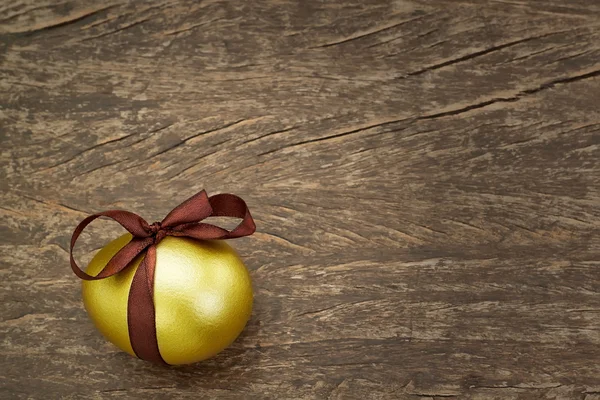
xmin=82 ymin=233 xmax=253 ymax=365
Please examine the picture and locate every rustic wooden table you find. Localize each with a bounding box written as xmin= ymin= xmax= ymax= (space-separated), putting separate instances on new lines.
xmin=1 ymin=1 xmax=599 ymax=399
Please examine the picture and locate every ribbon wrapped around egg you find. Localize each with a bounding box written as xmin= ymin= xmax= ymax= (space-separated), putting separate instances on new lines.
xmin=69 ymin=190 xmax=256 ymax=365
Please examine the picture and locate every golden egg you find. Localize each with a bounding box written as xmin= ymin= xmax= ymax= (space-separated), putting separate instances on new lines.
xmin=82 ymin=234 xmax=253 ymax=365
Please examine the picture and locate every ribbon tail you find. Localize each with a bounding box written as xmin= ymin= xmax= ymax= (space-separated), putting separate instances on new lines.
xmin=95 ymin=237 xmax=154 ymax=279
xmin=127 ymin=245 xmax=166 ymax=365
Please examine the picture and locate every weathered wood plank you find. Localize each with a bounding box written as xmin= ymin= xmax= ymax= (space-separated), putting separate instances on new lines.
xmin=1 ymin=0 xmax=599 ymax=399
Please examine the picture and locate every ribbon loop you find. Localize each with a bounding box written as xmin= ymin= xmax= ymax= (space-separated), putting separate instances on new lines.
xmin=160 ymin=190 xmax=213 ymax=228
xmin=69 ymin=190 xmax=255 ymax=365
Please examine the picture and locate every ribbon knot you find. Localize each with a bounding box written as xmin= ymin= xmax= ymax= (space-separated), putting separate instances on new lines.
xmin=69 ymin=190 xmax=255 ymax=365
xmin=149 ymin=221 xmax=162 ymax=234
xmin=149 ymin=221 xmax=167 ymax=243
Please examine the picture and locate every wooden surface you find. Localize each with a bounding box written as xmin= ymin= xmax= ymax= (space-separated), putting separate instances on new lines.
xmin=1 ymin=0 xmax=600 ymax=399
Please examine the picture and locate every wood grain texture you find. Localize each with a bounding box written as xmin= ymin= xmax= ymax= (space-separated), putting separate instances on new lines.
xmin=1 ymin=0 xmax=599 ymax=399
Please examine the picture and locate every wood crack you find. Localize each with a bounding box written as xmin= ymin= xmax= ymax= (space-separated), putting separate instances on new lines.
xmin=522 ymin=68 xmax=600 ymax=93
xmin=0 ymin=5 xmax=54 ymax=23
xmin=17 ymin=5 xmax=117 ymax=35
xmin=36 ymin=132 xmax=143 ymax=174
xmin=406 ymin=29 xmax=577 ymax=76
xmin=80 ymin=17 xmax=150 ymax=41
xmin=161 ymin=150 xmax=219 ymax=180
xmin=42 ymin=243 xmax=70 ymax=255
xmin=419 ymin=68 xmax=600 ymax=119
xmin=247 ymin=67 xmax=596 ymax=154
xmin=72 ymin=159 xmax=127 ymax=179
xmin=149 ymin=123 xmax=175 ymax=134
xmin=550 ymin=49 xmax=593 ymax=64
xmin=444 ymin=219 xmax=486 ymax=232
xmin=80 ymin=1 xmax=176 ymax=31
xmin=501 ymin=45 xmax=564 ymax=64
xmin=498 ymin=136 xmax=539 ymax=149
xmin=474 ymin=384 xmax=562 ymax=389
xmin=240 ymin=126 xmax=297 ymax=146
xmin=184 ymin=119 xmax=246 ymax=144
xmin=80 ymin=13 xmax=122 ymax=31
xmin=400 ymin=217 xmax=449 ymax=236
xmin=17 ymin=193 xmax=89 ymax=215
xmin=256 ymin=231 xmax=314 ymax=253
xmin=122 ymin=119 xmax=243 ymax=171
xmin=0 ymin=206 xmax=27 ymax=217
xmin=2 ymin=312 xmax=33 ymax=323
xmin=297 ymin=300 xmax=380 ymax=318
xmin=164 ymin=18 xmax=224 ymax=35
xmin=312 ymin=13 xmax=431 ymax=48
xmin=258 ymin=118 xmax=411 ymax=156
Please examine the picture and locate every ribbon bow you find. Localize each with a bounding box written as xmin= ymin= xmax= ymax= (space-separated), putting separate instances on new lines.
xmin=70 ymin=190 xmax=255 ymax=364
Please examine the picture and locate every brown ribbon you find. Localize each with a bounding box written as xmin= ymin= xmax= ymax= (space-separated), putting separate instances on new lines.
xmin=70 ymin=190 xmax=256 ymax=364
